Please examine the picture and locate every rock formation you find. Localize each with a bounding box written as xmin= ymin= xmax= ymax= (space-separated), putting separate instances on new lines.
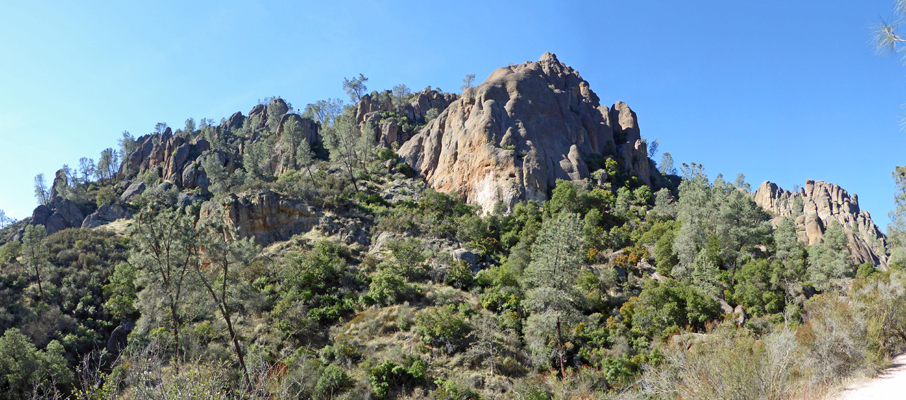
xmin=199 ymin=190 xmax=321 ymax=246
xmin=397 ymin=52 xmax=653 ymax=213
xmin=122 ymin=127 xmax=211 ymax=188
xmin=356 ymin=87 xmax=458 ymax=147
xmin=754 ymin=180 xmax=887 ymax=268
xmin=81 ymin=203 xmax=135 ymax=229
xmin=122 ymin=99 xmax=320 ymax=187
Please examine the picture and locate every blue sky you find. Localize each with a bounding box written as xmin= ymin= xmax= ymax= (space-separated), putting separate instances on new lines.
xmin=1 ymin=0 xmax=904 ymax=231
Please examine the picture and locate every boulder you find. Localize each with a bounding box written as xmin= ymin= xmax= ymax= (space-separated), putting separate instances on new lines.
xmin=248 ymin=104 xmax=267 ymax=129
xmin=176 ymin=192 xmax=206 ymax=209
xmin=45 ymin=198 xmax=85 ymax=235
xmin=398 ymin=52 xmax=651 ymax=214
xmin=106 ymin=321 xmax=134 ymax=354
xmin=82 ymin=203 xmax=134 ymax=229
xmin=223 ymin=111 xmax=246 ymax=131
xmin=120 ymin=181 xmax=146 ymax=203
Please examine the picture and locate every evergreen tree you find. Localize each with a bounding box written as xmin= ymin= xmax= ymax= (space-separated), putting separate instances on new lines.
xmin=889 ymin=166 xmax=906 ymax=269
xmin=195 ymin=216 xmax=261 ymax=389
xmin=322 ymin=113 xmax=373 ymax=192
xmin=808 ymin=220 xmax=852 ymax=290
xmin=659 ymin=152 xmax=676 ymax=175
xmin=303 ymin=98 xmax=343 ymax=127
xmin=521 ymin=213 xmax=585 ymax=377
xmin=118 ymin=130 xmax=137 ymax=158
xmin=342 ymin=74 xmax=368 ymax=103
xmin=33 ymin=174 xmax=50 ymax=205
xmin=22 ymin=225 xmax=47 ymax=299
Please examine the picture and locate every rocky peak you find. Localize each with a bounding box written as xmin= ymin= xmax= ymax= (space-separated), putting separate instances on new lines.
xmin=754 ymin=179 xmax=887 ymax=268
xmin=397 ymin=52 xmax=654 ymax=214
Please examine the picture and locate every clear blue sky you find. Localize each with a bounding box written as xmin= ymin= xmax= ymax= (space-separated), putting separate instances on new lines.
xmin=1 ymin=1 xmax=904 ymax=231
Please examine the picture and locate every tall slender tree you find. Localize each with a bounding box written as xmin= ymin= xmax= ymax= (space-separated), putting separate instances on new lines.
xmin=129 ymin=205 xmax=198 ymax=365
xmin=33 ymin=174 xmax=49 ymax=205
xmin=195 ymin=216 xmax=260 ymax=389
xmin=342 ymin=74 xmax=368 ymax=103
xmin=22 ymin=225 xmax=47 ymax=300
xmin=520 ymin=213 xmax=585 ymax=378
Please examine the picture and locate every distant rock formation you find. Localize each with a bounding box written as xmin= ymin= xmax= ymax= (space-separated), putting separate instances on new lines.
xmin=122 ymin=127 xmax=211 ymax=188
xmin=754 ymin=180 xmax=887 ymax=268
xmin=398 ymin=52 xmax=653 ymax=214
xmin=122 ymin=99 xmax=320 ymax=187
xmin=356 ymin=87 xmax=458 ymax=147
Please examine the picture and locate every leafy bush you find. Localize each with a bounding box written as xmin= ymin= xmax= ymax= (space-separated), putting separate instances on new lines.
xmin=627 ymin=279 xmax=720 ymax=339
xmin=366 ymin=269 xmax=411 ymax=306
xmin=368 ymin=358 xmax=426 ymax=398
xmin=0 ymin=240 xmax=21 ymax=264
xmin=415 ymin=305 xmax=471 ymax=354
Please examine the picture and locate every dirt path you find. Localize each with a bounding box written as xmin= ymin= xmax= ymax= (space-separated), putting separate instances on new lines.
xmin=834 ymin=354 xmax=906 ymax=399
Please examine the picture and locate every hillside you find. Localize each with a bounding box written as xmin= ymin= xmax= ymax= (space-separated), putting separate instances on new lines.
xmin=0 ymin=53 xmax=903 ymax=400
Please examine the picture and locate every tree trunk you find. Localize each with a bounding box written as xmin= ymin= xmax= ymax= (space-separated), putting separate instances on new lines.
xmin=171 ymin=303 xmax=180 ymax=371
xmin=557 ymin=317 xmax=566 ymax=379
xmin=34 ymin=264 xmax=43 ymax=300
xmin=223 ymin=308 xmax=251 ymax=389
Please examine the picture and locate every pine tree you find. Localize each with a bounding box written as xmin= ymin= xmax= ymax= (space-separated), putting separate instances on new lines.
xmin=521 ymin=213 xmax=584 ymax=377
xmin=808 ymin=220 xmax=851 ymax=290
xmin=22 ymin=225 xmax=47 ymax=299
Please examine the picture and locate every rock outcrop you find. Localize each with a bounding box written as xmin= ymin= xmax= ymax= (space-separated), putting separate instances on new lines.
xmin=122 ymin=128 xmax=211 ymax=188
xmin=754 ymin=180 xmax=887 ymax=268
xmin=122 ymin=98 xmax=321 ymax=187
xmin=82 ymin=203 xmax=134 ymax=229
xmin=356 ymin=87 xmax=458 ymax=147
xmin=398 ymin=52 xmax=653 ymax=213
xmin=199 ymin=190 xmax=321 ymax=246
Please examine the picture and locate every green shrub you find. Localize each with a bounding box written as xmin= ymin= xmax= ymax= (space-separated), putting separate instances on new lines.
xmin=414 ymin=305 xmax=471 ymax=354
xmin=368 ymin=358 xmax=426 ymax=398
xmin=315 ymin=364 xmax=352 ymax=398
xmin=445 ymin=261 xmax=473 ymax=289
xmin=375 ymin=148 xmax=397 ymax=162
xmin=433 ymin=377 xmax=479 ymax=400
xmin=0 ymin=241 xmax=21 ymax=264
xmin=396 ymin=162 xmax=415 ymax=178
xmin=95 ymin=185 xmax=117 ymax=207
xmin=366 ymin=269 xmax=411 ymax=306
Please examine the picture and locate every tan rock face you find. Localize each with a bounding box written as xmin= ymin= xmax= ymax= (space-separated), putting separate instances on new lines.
xmin=199 ymin=190 xmax=321 ymax=246
xmin=755 ymin=180 xmax=888 ymax=268
xmin=398 ymin=52 xmax=652 ymax=214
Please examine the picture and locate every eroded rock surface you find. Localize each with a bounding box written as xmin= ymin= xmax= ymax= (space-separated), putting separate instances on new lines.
xmin=199 ymin=190 xmax=321 ymax=246
xmin=356 ymin=87 xmax=458 ymax=147
xmin=398 ymin=52 xmax=653 ymax=214
xmin=754 ymin=180 xmax=887 ymax=267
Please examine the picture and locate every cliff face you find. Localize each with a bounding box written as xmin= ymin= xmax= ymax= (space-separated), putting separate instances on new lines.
xmin=397 ymin=53 xmax=653 ymax=214
xmin=754 ymin=180 xmax=887 ymax=268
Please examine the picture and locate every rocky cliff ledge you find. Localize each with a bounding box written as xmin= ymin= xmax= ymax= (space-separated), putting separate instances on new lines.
xmin=754 ymin=180 xmax=887 ymax=268
xmin=397 ymin=52 xmax=654 ymax=214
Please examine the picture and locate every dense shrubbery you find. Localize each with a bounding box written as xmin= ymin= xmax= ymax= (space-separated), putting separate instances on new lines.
xmin=3 ymin=90 xmax=903 ymax=400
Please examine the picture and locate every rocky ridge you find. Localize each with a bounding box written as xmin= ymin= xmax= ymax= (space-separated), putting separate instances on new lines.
xmin=754 ymin=179 xmax=887 ymax=268
xmin=356 ymin=87 xmax=458 ymax=147
xmin=397 ymin=52 xmax=654 ymax=214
